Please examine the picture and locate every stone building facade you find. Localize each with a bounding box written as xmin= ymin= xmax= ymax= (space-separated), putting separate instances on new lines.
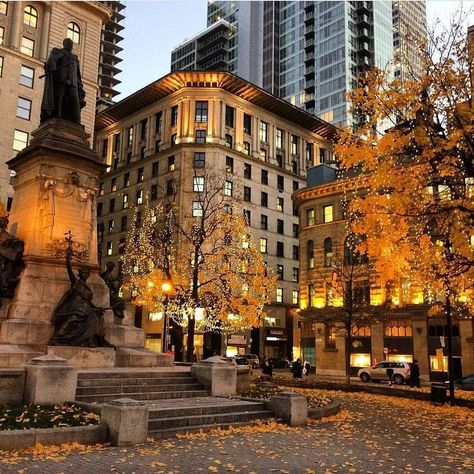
xmin=94 ymin=70 xmax=335 ymax=360
xmin=0 ymin=1 xmax=110 ymax=207
xmin=293 ymin=167 xmax=474 ymax=381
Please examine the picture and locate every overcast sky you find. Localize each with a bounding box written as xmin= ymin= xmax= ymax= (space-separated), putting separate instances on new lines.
xmin=116 ymin=1 xmax=474 ymax=100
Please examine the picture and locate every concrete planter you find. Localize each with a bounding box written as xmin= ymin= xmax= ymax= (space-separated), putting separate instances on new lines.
xmin=0 ymin=423 xmax=108 ymax=451
xmin=307 ymin=399 xmax=341 ymax=419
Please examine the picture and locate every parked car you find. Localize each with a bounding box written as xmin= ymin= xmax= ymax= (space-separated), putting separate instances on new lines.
xmin=267 ymin=357 xmax=289 ymax=369
xmin=358 ymin=361 xmax=411 ymax=385
xmin=233 ymin=356 xmax=249 ymax=366
xmin=239 ymin=354 xmax=260 ymax=368
xmin=453 ymin=374 xmax=474 ymax=391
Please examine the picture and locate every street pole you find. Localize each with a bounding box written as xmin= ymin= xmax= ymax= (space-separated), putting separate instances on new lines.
xmin=162 ymin=295 xmax=169 ymax=353
xmin=445 ymin=292 xmax=455 ymax=405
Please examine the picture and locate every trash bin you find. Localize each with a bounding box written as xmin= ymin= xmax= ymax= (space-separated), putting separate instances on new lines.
xmin=431 ymin=383 xmax=448 ymax=404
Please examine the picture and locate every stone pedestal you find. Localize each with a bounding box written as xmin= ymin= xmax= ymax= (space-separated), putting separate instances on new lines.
xmin=269 ymin=392 xmax=307 ymax=426
xmin=101 ymin=398 xmax=148 ymax=446
xmin=47 ymin=346 xmax=115 ymax=368
xmin=190 ymin=356 xmax=238 ymax=396
xmin=24 ymin=354 xmax=77 ymax=405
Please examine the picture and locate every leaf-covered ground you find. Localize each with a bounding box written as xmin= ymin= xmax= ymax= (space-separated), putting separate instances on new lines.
xmin=1 ymin=390 xmax=472 ymax=473
xmin=0 ymin=404 xmax=100 ymax=431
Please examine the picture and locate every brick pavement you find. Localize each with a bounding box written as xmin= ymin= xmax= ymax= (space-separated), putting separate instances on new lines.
xmin=1 ymin=390 xmax=473 ymax=474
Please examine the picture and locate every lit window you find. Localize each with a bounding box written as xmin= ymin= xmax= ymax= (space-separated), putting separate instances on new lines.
xmin=136 ymin=190 xmax=143 ymax=205
xmin=350 ymin=353 xmax=371 ymax=368
xmin=127 ymin=126 xmax=133 ymax=146
xmin=67 ymin=22 xmax=81 ymax=44
xmin=430 ymin=355 xmax=448 ymax=372
xmin=292 ymin=290 xmax=299 ymax=305
xmin=21 ymin=37 xmax=35 ymax=56
xmin=276 ymin=197 xmax=284 ymax=212
xmin=168 ymin=156 xmax=175 ymax=171
xmin=0 ymin=56 xmax=4 ymax=77
xmin=292 ymin=267 xmax=299 ymax=282
xmin=13 ymin=130 xmax=28 ymax=151
xmin=0 ymin=2 xmax=7 ymax=15
xmin=193 ymin=176 xmax=205 ymax=192
xmin=106 ymin=241 xmax=113 ymax=256
xmin=192 ymin=201 xmax=203 ymax=217
xmin=16 ymin=97 xmax=32 ymax=120
xmin=324 ymin=237 xmax=333 ymax=267
xmin=307 ymin=209 xmax=315 ymax=226
xmin=195 ymin=101 xmax=208 ymax=122
xmin=323 ymin=205 xmax=333 ymax=223
xmin=0 ymin=27 xmax=4 ymax=45
xmin=171 ymin=105 xmax=178 ymax=127
xmin=243 ymin=141 xmax=250 ymax=155
xmin=276 ymin=288 xmax=283 ymax=303
xmin=326 ymin=283 xmax=333 ymax=306
xmin=23 ymin=6 xmax=38 ymax=28
xmin=259 ymin=121 xmax=268 ymax=142
xmin=260 ymin=238 xmax=267 ymax=253
xmin=224 ymin=180 xmax=233 ymax=197
xmin=226 ymin=156 xmax=234 ymax=173
xmin=108 ymin=219 xmax=115 ymax=234
xmin=275 ymin=128 xmax=283 ymax=149
xmin=384 ymin=320 xmax=413 ymax=337
xmin=276 ymin=264 xmax=284 ymax=280
xmin=307 ymin=240 xmax=314 ymax=269
xmin=291 ymin=134 xmax=299 ymax=155
xmin=99 ymin=182 xmax=104 ymax=196
xmin=122 ymin=194 xmax=129 ymax=209
xmin=259 ymin=148 xmax=267 ymax=161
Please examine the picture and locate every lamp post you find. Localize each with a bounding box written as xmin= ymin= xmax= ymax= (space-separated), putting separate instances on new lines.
xmin=160 ymin=280 xmax=173 ymax=353
xmin=444 ymin=240 xmax=455 ymax=406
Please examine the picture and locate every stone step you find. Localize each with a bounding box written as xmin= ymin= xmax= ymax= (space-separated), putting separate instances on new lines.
xmin=77 ymin=371 xmax=191 ymax=380
xmin=76 ymin=383 xmax=204 ymax=396
xmin=148 ymin=401 xmax=268 ymax=419
xmin=77 ymin=377 xmax=198 ymax=388
xmin=75 ymin=390 xmax=210 ymax=403
xmin=148 ymin=418 xmax=274 ymax=440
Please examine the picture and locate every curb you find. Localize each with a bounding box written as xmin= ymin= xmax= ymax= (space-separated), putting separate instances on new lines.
xmin=308 ymin=399 xmax=341 ymax=419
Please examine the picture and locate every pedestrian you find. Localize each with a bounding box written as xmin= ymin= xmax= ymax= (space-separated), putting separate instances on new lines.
xmin=304 ymin=359 xmax=311 ymax=377
xmin=409 ymin=359 xmax=421 ymax=388
xmin=261 ymin=357 xmax=273 ymax=379
xmin=192 ymin=348 xmax=198 ymax=363
xmin=386 ymin=366 xmax=394 ymax=386
xmin=292 ymin=358 xmax=303 ymax=380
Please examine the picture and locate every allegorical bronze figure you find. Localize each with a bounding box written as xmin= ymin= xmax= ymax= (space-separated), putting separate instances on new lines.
xmin=40 ymin=38 xmax=86 ymax=124
xmin=49 ymin=234 xmax=111 ymax=347
xmin=100 ymin=261 xmax=126 ymax=319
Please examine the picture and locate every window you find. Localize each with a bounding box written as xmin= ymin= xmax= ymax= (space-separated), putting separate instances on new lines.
xmin=276 ymin=241 xmax=284 ymax=257
xmin=293 ymin=245 xmax=299 ymax=260
xmin=16 ymin=97 xmax=31 ymax=120
xmin=224 ymin=204 xmax=232 ymax=214
xmin=244 ymin=186 xmax=251 ymax=202
xmin=307 ymin=240 xmax=314 ymax=269
xmin=326 ymin=283 xmax=334 ymax=307
xmin=137 ymin=167 xmax=144 ymax=182
xmin=123 ymin=173 xmax=130 ymax=187
xmin=140 ymin=118 xmax=148 ymax=141
xmin=225 ymin=134 xmax=233 ymax=148
xmin=385 ymin=320 xmax=413 ymax=337
xmin=192 ymin=201 xmax=203 ymax=217
xmin=151 ymin=184 xmax=158 ymax=201
xmin=323 ymin=205 xmax=333 ymax=223
xmin=225 ymin=105 xmax=235 ymax=127
xmin=276 ymin=155 xmax=283 ymax=168
xmin=0 ymin=56 xmax=3 ymax=77
xmin=109 ymin=198 xmax=116 ymax=213
xmin=171 ymin=105 xmax=178 ymax=126
xmin=113 ymin=133 xmax=121 ymax=153
xmin=98 ymin=182 xmax=105 ymax=196
xmin=275 ymin=128 xmax=283 ymax=149
xmin=168 ymin=156 xmax=175 ymax=172
xmin=106 ymin=241 xmax=113 ymax=256
xmin=194 ymin=152 xmax=205 ymax=168
xmin=293 ymin=181 xmax=299 ymax=192
xmin=195 ymin=130 xmax=206 ymax=144
xmin=344 ymin=235 xmax=369 ymax=265
xmin=277 ymin=219 xmax=284 ymax=234
xmin=154 ymin=139 xmax=161 ymax=153
xmin=243 ymin=141 xmax=250 ymax=155
xmin=193 ymin=176 xmax=205 ymax=192
xmin=152 ymin=162 xmax=158 ymax=177
xmin=307 ymin=209 xmax=315 ymax=226
xmin=276 ymin=288 xmax=283 ymax=303
xmin=261 ymin=170 xmax=268 ymax=185
xmin=67 ymin=22 xmax=81 ymax=43
xmin=13 ymin=130 xmax=28 ymax=151
xmin=97 ymin=203 xmax=103 ymax=217
xmin=292 ymin=160 xmax=298 ymax=173
xmin=260 ymin=214 xmax=268 ymax=230
xmin=111 ymin=178 xmax=117 ymax=192
xmin=224 ymin=180 xmax=233 ymax=197
xmin=260 ymin=238 xmax=268 ymax=253
xmin=276 ymin=264 xmax=284 ymax=280
xmin=259 ymin=121 xmax=268 ymax=142
xmin=0 ymin=2 xmax=7 ymax=15
xmin=167 ymin=179 xmax=175 ymax=196
xmin=324 ymin=237 xmax=333 ymax=267
xmin=243 ymin=209 xmax=251 ymax=225
xmin=325 ymin=324 xmax=336 ymax=349
xmin=108 ymin=219 xmax=115 ymax=234
xmin=195 ymin=101 xmax=208 ymax=122
xmin=293 ymin=203 xmax=298 ymax=216
xmin=171 ymin=134 xmax=177 ymax=146
xmin=261 ymin=192 xmax=268 ymax=207
xmin=121 ymin=216 xmax=128 ymax=232
xmin=23 ymin=5 xmax=38 ymax=28
xmin=0 ymin=26 xmax=3 ymax=45
xmin=306 ymin=142 xmax=314 ymax=163
xmin=21 ymin=37 xmax=34 ymax=56
xmin=292 ymin=223 xmax=299 ymax=238
xmin=276 ymin=197 xmax=284 ymax=212
xmin=291 ymin=134 xmax=299 ymax=155
xmin=243 ymin=113 xmax=252 ymax=134
xmin=354 ymin=281 xmax=370 ymax=305
xmin=119 ymin=238 xmax=126 ymax=254
xmin=277 ymin=175 xmax=284 ymax=191
xmin=136 ymin=189 xmax=143 ymax=205
xmin=292 ymin=290 xmax=299 ymax=305
xmin=244 ymin=163 xmax=251 ymax=179
xmin=122 ymin=194 xmax=129 ymax=209
xmin=293 ymin=267 xmax=299 ymax=282
xmin=352 ymin=326 xmax=371 ymax=337
xmin=259 ymin=148 xmax=267 ymax=162
xmin=155 ymin=111 xmax=163 ymax=133
xmin=226 ymin=156 xmax=234 ymax=173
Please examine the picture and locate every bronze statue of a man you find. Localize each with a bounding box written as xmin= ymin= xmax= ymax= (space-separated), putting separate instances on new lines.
xmin=40 ymin=38 xmax=86 ymax=125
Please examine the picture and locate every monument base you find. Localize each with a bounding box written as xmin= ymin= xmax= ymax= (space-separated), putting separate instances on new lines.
xmin=47 ymin=346 xmax=115 ymax=368
xmin=104 ymin=325 xmax=144 ymax=348
xmin=115 ymin=348 xmax=173 ymax=368
xmin=0 ymin=345 xmax=44 ymax=368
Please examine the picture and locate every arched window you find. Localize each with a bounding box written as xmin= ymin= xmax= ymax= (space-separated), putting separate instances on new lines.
xmin=344 ymin=234 xmax=368 ymax=265
xmin=23 ymin=5 xmax=38 ymax=28
xmin=323 ymin=237 xmax=333 ymax=267
xmin=307 ymin=240 xmax=314 ymax=269
xmin=67 ymin=22 xmax=81 ymax=44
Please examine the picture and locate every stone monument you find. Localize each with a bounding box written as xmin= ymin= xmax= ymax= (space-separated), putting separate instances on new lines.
xmin=0 ymin=39 xmax=172 ymax=368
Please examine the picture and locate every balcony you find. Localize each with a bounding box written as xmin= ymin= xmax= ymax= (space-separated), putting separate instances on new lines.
xmin=357 ymin=14 xmax=370 ymax=27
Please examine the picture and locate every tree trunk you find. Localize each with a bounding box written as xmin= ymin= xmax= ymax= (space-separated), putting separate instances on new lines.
xmin=186 ymin=316 xmax=195 ymax=362
xmin=345 ymin=319 xmax=352 ymax=385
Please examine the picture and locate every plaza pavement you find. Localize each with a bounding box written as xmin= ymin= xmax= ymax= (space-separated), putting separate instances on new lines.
xmin=1 ymin=389 xmax=473 ymax=473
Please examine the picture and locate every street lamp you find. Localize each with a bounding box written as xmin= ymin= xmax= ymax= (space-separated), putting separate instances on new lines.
xmin=160 ymin=280 xmax=173 ymax=353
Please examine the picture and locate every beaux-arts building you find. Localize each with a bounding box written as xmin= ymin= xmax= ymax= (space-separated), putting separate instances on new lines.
xmin=94 ymin=70 xmax=336 ymax=360
xmin=293 ymin=166 xmax=474 ymax=381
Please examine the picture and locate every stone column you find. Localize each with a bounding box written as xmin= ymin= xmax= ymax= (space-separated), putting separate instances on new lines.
xmin=190 ymin=355 xmax=237 ymax=396
xmin=460 ymin=319 xmax=474 ymax=376
xmin=24 ymin=355 xmax=78 ymax=405
xmin=371 ymin=321 xmax=385 ymax=364
xmin=269 ymin=392 xmax=307 ymax=426
xmin=412 ymin=314 xmax=429 ymax=380
xmin=40 ymin=4 xmax=52 ymax=60
xmin=7 ymin=1 xmax=22 ymax=50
